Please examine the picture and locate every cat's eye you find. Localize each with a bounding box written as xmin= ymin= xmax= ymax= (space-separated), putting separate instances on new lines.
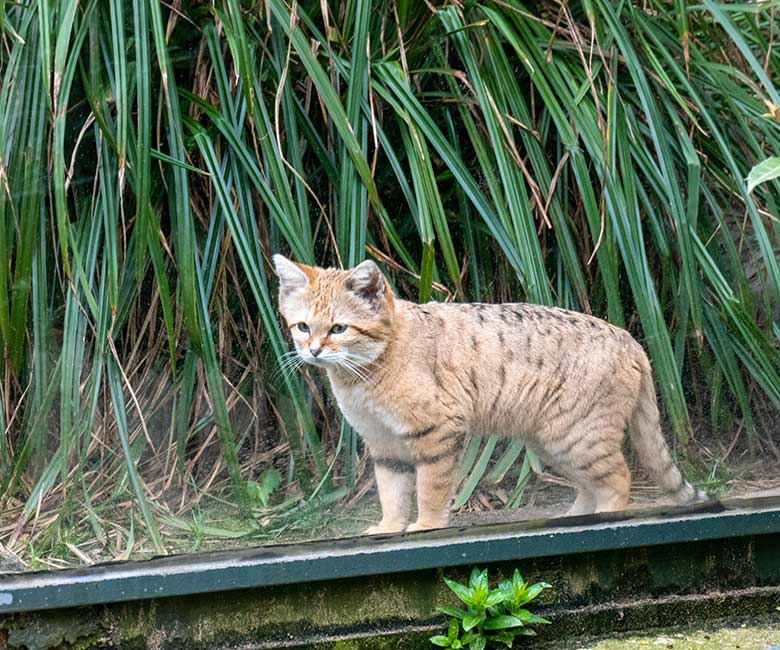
xmin=329 ymin=324 xmax=347 ymax=335
xmin=297 ymin=322 xmax=310 ymax=333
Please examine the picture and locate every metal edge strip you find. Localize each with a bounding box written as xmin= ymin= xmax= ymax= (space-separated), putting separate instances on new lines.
xmin=1 ymin=496 xmax=779 ymax=614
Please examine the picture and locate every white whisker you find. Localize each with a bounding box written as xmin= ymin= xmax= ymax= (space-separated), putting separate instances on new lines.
xmin=336 ymin=356 xmax=364 ymax=379
xmin=337 ymin=354 xmax=378 ymax=386
xmin=272 ymin=350 xmax=306 ymax=382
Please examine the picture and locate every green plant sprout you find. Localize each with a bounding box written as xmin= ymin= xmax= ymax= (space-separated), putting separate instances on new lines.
xmin=430 ymin=568 xmax=552 ymax=649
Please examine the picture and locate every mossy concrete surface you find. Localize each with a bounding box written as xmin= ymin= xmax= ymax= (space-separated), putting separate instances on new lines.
xmin=1 ymin=532 xmax=779 ymax=649
xmin=567 ymin=615 xmax=780 ymax=649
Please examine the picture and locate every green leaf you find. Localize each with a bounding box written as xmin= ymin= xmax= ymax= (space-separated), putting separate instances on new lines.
xmin=454 ymin=437 xmax=498 ymax=509
xmin=483 ymin=615 xmax=525 ymax=630
xmin=107 ymin=357 xmax=164 ymax=552
xmin=462 ymin=613 xmax=484 ymax=632
xmin=470 ymin=568 xmax=488 ymax=590
xmin=246 ymin=468 xmax=282 ymax=507
xmin=468 ymin=635 xmax=486 ymax=650
xmin=484 ymin=590 xmax=506 ymax=608
xmin=491 ymin=631 xmax=517 ymax=647
xmin=512 ymin=608 xmax=531 ymax=621
xmin=448 ymin=619 xmax=460 ymax=641
xmin=514 ymin=581 xmax=552 ymax=606
xmin=524 ymin=614 xmax=552 ymax=625
xmin=429 ymin=635 xmax=452 ymax=647
xmin=444 ymin=578 xmax=474 ymax=604
xmin=437 ymin=606 xmax=468 ymax=620
xmin=747 ymin=157 xmax=780 ymax=193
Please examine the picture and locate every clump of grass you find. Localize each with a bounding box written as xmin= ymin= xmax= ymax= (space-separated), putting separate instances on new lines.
xmin=0 ymin=0 xmax=779 ymax=567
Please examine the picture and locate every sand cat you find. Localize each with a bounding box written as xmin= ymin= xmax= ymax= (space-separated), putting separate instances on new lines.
xmin=274 ymin=255 xmax=705 ymax=533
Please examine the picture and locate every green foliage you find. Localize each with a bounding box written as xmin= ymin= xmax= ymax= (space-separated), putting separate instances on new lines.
xmin=430 ymin=568 xmax=552 ymax=648
xmin=0 ymin=0 xmax=779 ymax=562
xmin=246 ymin=468 xmax=283 ymax=508
xmin=747 ymin=157 xmax=780 ymax=193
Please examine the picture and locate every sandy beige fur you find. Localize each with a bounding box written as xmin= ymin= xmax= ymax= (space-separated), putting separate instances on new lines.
xmin=274 ymin=255 xmax=705 ymax=534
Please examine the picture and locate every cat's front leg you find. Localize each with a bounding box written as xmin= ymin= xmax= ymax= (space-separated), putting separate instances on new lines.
xmin=363 ymin=456 xmax=415 ymax=535
xmin=407 ymin=428 xmax=462 ymax=532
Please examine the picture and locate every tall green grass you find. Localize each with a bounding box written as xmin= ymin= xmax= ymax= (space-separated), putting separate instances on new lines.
xmin=1 ymin=0 xmax=779 ymax=562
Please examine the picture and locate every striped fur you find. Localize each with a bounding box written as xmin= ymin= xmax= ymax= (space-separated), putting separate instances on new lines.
xmin=274 ymin=256 xmax=706 ymax=534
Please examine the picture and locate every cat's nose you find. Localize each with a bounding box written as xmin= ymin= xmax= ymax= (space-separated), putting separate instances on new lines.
xmin=310 ymin=347 xmax=322 ymax=357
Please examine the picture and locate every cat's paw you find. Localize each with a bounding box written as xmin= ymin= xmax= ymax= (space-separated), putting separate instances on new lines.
xmin=405 ymin=521 xmax=438 ymax=533
xmin=363 ymin=522 xmax=405 ymax=535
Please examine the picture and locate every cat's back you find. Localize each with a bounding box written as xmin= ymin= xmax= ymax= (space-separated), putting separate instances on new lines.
xmin=400 ymin=299 xmax=638 ymax=362
xmin=394 ymin=299 xmax=645 ymax=432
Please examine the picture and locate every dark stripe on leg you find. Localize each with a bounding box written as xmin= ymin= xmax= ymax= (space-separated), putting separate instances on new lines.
xmin=557 ymin=433 xmax=581 ymax=457
xmin=400 ymin=425 xmax=437 ymax=439
xmin=577 ymin=449 xmax=617 ymax=472
xmin=415 ymin=441 xmax=462 ymax=465
xmin=590 ymin=466 xmax=620 ymax=483
xmin=374 ymin=458 xmax=416 ymax=474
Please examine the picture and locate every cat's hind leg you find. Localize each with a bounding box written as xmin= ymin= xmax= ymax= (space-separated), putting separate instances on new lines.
xmin=549 ymin=418 xmax=631 ymax=515
xmin=590 ymin=459 xmax=630 ymax=512
xmin=565 ymin=488 xmax=596 ymax=516
xmin=564 ymin=456 xmax=630 ymax=514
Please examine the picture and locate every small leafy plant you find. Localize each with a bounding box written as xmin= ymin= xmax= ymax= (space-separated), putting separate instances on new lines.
xmin=430 ymin=567 xmax=552 ymax=649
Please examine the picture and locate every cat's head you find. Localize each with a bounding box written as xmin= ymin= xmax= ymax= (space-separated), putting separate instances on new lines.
xmin=273 ymin=255 xmax=396 ymax=371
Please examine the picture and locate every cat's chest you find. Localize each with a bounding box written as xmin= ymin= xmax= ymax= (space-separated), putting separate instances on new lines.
xmin=329 ymin=380 xmax=402 ymax=440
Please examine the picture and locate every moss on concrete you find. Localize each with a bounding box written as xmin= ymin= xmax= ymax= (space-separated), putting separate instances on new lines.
xmin=568 ymin=616 xmax=780 ymax=650
xmin=85 ymin=570 xmax=449 ymax=649
xmin=2 ymin=610 xmax=106 ymax=650
xmin=1 ymin=533 xmax=779 ymax=649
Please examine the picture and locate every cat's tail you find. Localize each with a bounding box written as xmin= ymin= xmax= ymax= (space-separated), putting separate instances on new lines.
xmin=628 ymin=358 xmax=709 ymax=505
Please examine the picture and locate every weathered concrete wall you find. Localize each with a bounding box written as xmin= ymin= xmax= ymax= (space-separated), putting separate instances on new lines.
xmin=1 ymin=532 xmax=779 ymax=649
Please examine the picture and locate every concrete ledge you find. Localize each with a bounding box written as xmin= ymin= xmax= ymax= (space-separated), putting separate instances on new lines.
xmin=2 ymin=496 xmax=780 ymax=614
xmin=1 ymin=498 xmax=779 ymax=648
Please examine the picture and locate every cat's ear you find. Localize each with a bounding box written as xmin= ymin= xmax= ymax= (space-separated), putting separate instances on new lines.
xmin=345 ymin=260 xmax=385 ymax=302
xmin=273 ymin=255 xmax=309 ymax=293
